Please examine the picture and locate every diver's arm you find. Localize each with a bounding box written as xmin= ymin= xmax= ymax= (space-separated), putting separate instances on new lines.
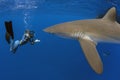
xmin=29 ymin=38 xmax=40 ymax=45
xmin=34 ymin=39 xmax=40 ymax=43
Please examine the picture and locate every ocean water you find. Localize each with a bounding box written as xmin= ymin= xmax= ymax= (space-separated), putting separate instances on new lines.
xmin=0 ymin=0 xmax=120 ymax=80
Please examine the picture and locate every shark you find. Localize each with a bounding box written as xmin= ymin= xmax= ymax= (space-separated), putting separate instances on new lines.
xmin=43 ymin=7 xmax=120 ymax=74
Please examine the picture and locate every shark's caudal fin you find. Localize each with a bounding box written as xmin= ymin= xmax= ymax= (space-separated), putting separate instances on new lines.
xmin=102 ymin=7 xmax=116 ymax=22
xmin=79 ymin=39 xmax=103 ymax=74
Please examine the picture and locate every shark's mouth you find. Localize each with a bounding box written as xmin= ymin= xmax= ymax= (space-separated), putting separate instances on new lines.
xmin=55 ymin=32 xmax=73 ymax=39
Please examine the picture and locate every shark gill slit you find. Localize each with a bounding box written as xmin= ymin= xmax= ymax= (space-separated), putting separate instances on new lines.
xmin=72 ymin=32 xmax=93 ymax=41
xmin=72 ymin=32 xmax=85 ymax=39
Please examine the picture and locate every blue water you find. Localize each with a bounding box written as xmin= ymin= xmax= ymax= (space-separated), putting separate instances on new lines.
xmin=0 ymin=0 xmax=120 ymax=80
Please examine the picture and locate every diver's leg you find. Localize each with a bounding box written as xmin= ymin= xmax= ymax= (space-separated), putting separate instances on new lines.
xmin=10 ymin=40 xmax=20 ymax=53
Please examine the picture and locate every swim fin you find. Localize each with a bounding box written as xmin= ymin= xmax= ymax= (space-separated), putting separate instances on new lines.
xmin=5 ymin=21 xmax=14 ymax=44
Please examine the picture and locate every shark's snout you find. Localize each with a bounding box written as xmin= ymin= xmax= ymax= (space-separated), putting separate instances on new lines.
xmin=43 ymin=25 xmax=64 ymax=34
xmin=43 ymin=27 xmax=55 ymax=33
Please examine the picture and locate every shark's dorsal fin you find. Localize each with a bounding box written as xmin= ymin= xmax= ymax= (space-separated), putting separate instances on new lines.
xmin=102 ymin=7 xmax=116 ymax=22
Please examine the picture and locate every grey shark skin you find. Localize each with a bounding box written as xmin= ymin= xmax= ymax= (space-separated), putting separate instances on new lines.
xmin=43 ymin=7 xmax=120 ymax=74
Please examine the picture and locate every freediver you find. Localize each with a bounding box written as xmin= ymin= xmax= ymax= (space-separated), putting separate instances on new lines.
xmin=5 ymin=21 xmax=40 ymax=53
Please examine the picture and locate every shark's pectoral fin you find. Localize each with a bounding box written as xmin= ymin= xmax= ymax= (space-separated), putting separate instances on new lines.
xmin=78 ymin=39 xmax=103 ymax=74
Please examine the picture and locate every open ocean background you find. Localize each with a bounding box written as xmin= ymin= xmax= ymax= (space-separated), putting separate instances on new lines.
xmin=0 ymin=0 xmax=120 ymax=80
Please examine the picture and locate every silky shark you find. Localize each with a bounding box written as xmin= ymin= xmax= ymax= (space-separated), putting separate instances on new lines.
xmin=43 ymin=7 xmax=120 ymax=74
